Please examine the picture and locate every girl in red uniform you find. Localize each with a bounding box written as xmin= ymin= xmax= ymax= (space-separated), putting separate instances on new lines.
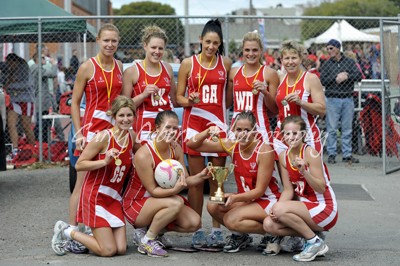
xmin=187 ymin=111 xmax=280 ymax=253
xmin=227 ymin=31 xmax=279 ymax=144
xmin=263 ymin=115 xmax=338 ymax=262
xmin=52 ymin=96 xmax=139 ymax=257
xmin=123 ymin=25 xmax=177 ymax=141
xmin=68 ymin=23 xmax=124 ymax=253
xmin=274 ymin=40 xmax=325 ymax=156
xmin=123 ymin=110 xmax=211 ymax=257
xmin=177 ymin=18 xmax=232 ymax=248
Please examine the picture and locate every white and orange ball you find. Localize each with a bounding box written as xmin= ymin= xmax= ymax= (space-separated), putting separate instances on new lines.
xmin=154 ymin=159 xmax=185 ymax=188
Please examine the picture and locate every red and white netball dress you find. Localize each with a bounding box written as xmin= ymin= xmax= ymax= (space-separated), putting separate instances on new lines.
xmin=232 ymin=141 xmax=281 ymax=213
xmin=181 ymin=54 xmax=228 ymax=157
xmin=131 ymin=61 xmax=174 ymax=140
xmin=123 ymin=141 xmax=175 ymax=225
xmin=274 ymin=71 xmax=322 ymax=155
xmin=77 ymin=130 xmax=133 ymax=228
xmin=284 ymin=144 xmax=338 ymax=230
xmin=232 ymin=65 xmax=273 ymax=144
xmin=80 ymin=57 xmax=123 ymax=142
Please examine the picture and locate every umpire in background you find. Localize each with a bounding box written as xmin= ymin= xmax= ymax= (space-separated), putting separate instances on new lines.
xmin=320 ymin=39 xmax=362 ymax=164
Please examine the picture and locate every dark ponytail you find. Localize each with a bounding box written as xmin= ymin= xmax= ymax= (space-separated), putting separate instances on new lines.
xmin=200 ymin=19 xmax=225 ymax=56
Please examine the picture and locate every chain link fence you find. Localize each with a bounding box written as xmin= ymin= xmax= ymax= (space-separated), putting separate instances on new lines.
xmin=0 ymin=15 xmax=399 ymax=173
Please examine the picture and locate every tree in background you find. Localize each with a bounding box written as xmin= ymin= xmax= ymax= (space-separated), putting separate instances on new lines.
xmin=113 ymin=1 xmax=184 ymax=59
xmin=301 ymin=0 xmax=400 ymax=41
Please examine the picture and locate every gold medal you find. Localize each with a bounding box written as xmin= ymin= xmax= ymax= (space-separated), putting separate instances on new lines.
xmin=115 ymin=158 xmax=122 ymax=166
xmin=154 ymin=93 xmax=161 ymax=101
xmin=252 ymin=88 xmax=259 ymax=95
xmin=211 ymin=135 xmax=219 ymax=142
xmin=193 ymin=97 xmax=200 ymax=104
xmin=281 ymin=100 xmax=288 ymax=106
xmin=106 ymin=110 xmax=112 ymax=116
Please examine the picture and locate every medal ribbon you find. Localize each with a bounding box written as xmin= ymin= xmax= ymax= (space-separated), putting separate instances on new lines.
xmin=243 ymin=64 xmax=262 ymax=88
xmin=97 ymin=55 xmax=114 ymax=111
xmin=111 ymin=128 xmax=129 ymax=163
xmin=143 ymin=60 xmax=161 ymax=86
xmin=197 ymin=53 xmax=214 ymax=93
xmin=285 ymin=70 xmax=302 ymax=97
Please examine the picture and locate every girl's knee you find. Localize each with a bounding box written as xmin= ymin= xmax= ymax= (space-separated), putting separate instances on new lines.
xmin=99 ymin=246 xmax=117 ymax=257
xmin=263 ymin=216 xmax=275 ymax=233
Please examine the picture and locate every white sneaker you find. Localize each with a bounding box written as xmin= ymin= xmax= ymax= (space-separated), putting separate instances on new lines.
xmin=262 ymin=236 xmax=281 ymax=256
xmin=293 ymin=238 xmax=329 ymax=262
xmin=51 ymin=220 xmax=69 ymax=256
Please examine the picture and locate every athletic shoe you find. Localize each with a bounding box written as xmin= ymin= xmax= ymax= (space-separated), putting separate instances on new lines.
xmin=342 ymin=156 xmax=359 ymax=163
xmin=133 ymin=228 xmax=146 ymax=246
xmin=206 ymin=231 xmax=225 ymax=248
xmin=223 ymin=234 xmax=253 ymax=253
xmin=292 ymin=238 xmax=329 ymax=262
xmin=157 ymin=234 xmax=173 ymax=249
xmin=138 ymin=239 xmax=168 ymax=257
xmin=51 ymin=220 xmax=69 ymax=256
xmin=64 ymin=240 xmax=89 ymax=254
xmin=256 ymin=235 xmax=272 ymax=251
xmin=280 ymin=236 xmax=305 ymax=252
xmin=84 ymin=226 xmax=93 ymax=236
xmin=191 ymin=230 xmax=207 ymax=248
xmin=262 ymin=236 xmax=282 ymax=256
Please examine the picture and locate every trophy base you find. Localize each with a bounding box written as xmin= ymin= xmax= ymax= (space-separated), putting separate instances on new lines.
xmin=209 ymin=195 xmax=226 ymax=204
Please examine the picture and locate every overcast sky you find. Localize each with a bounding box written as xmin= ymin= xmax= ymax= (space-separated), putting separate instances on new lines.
xmin=111 ymin=0 xmax=322 ymax=16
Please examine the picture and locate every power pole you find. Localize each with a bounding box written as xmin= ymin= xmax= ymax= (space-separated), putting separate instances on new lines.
xmin=184 ymin=0 xmax=190 ymax=57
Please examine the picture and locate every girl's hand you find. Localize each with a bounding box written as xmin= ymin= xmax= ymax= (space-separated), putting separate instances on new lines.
xmin=269 ymin=208 xmax=279 ymax=223
xmin=207 ymin=126 xmax=221 ymax=140
xmin=173 ymin=173 xmax=187 ymax=193
xmin=285 ymin=92 xmax=301 ymax=105
xmin=293 ymin=155 xmax=307 ymax=174
xmin=75 ymin=132 xmax=86 ymax=151
xmin=104 ymin=148 xmax=119 ymax=165
xmin=199 ymin=167 xmax=212 ymax=179
xmin=253 ymin=80 xmax=268 ymax=94
xmin=188 ymin=92 xmax=200 ymax=103
xmin=224 ymin=193 xmax=236 ymax=207
xmin=143 ymin=84 xmax=159 ymax=97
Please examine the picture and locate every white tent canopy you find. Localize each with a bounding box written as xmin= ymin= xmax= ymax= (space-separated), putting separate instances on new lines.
xmin=305 ymin=19 xmax=380 ymax=47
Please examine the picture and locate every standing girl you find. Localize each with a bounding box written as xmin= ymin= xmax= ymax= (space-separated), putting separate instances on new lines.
xmin=68 ymin=23 xmax=124 ymax=253
xmin=123 ymin=25 xmax=177 ymax=141
xmin=176 ymin=18 xmax=232 ymax=248
xmin=227 ymin=31 xmax=279 ymax=144
xmin=274 ymin=40 xmax=325 ymax=157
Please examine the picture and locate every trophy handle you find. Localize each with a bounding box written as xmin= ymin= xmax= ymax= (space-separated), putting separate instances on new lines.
xmin=228 ymin=163 xmax=234 ymax=174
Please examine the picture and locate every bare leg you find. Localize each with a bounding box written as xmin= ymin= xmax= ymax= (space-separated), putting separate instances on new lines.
xmin=7 ymin=110 xmax=19 ymax=148
xmin=72 ymin=226 xmax=126 ymax=257
xmin=69 ymin=170 xmax=85 ymax=225
xmin=187 ymin=155 xmax=205 ymax=217
xmin=20 ymin=115 xmax=35 ymax=145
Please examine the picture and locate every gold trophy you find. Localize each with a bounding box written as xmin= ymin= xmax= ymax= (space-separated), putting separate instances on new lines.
xmin=207 ymin=162 xmax=234 ymax=204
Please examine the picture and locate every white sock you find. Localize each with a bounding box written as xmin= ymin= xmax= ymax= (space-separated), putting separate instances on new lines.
xmin=63 ymin=227 xmax=74 ymax=240
xmin=142 ymin=234 xmax=155 ymax=244
xmin=307 ymin=235 xmax=319 ymax=244
xmin=69 ymin=225 xmax=79 ymax=231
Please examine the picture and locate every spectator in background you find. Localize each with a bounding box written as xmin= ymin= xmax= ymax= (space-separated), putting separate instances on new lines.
xmin=30 ymin=52 xmax=58 ymax=142
xmin=4 ymin=53 xmax=36 ymax=156
xmin=70 ymin=49 xmax=80 ymax=75
xmin=320 ymin=39 xmax=362 ymax=164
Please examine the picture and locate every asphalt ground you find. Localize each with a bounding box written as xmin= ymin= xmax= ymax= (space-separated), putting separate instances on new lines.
xmin=0 ymin=154 xmax=399 ymax=266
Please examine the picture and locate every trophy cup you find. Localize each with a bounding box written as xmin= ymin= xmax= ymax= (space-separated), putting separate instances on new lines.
xmin=207 ymin=162 xmax=234 ymax=204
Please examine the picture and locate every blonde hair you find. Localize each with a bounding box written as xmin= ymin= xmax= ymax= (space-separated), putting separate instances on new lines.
xmin=110 ymin=95 xmax=135 ymax=118
xmin=141 ymin=25 xmax=168 ymax=45
xmin=97 ymin=23 xmax=120 ymax=38
xmin=280 ymin=40 xmax=304 ymax=58
xmin=242 ymin=31 xmax=264 ymax=64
